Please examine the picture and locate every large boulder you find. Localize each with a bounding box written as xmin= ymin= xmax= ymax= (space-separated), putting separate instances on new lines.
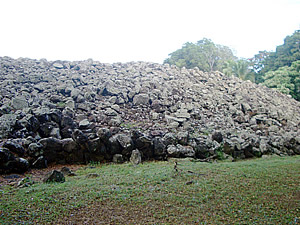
xmin=153 ymin=137 xmax=166 ymax=159
xmin=39 ymin=137 xmax=62 ymax=163
xmin=0 ymin=147 xmax=29 ymax=174
xmin=3 ymin=140 xmax=25 ymax=156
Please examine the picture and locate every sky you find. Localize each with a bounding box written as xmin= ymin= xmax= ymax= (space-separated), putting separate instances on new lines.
xmin=0 ymin=0 xmax=299 ymax=64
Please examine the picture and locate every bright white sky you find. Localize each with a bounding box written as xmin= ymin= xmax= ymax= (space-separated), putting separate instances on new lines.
xmin=0 ymin=0 xmax=299 ymax=63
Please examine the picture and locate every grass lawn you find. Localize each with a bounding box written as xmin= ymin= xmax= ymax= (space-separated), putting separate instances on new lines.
xmin=0 ymin=155 xmax=299 ymax=224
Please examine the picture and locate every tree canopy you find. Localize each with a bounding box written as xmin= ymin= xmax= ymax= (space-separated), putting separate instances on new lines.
xmin=252 ymin=30 xmax=300 ymax=101
xmin=263 ymin=30 xmax=300 ymax=73
xmin=223 ymin=59 xmax=254 ymax=82
xmin=262 ymin=60 xmax=300 ymax=101
xmin=164 ymin=38 xmax=236 ymax=72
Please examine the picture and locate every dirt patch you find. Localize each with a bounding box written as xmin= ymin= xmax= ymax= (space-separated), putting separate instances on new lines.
xmin=59 ymin=200 xmax=164 ymax=225
xmin=0 ymin=164 xmax=83 ymax=187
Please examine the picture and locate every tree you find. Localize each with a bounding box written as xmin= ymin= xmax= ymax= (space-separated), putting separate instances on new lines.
xmin=262 ymin=30 xmax=300 ymax=73
xmin=262 ymin=60 xmax=300 ymax=101
xmin=248 ymin=50 xmax=271 ymax=83
xmin=164 ymin=38 xmax=236 ymax=72
xmin=223 ymin=59 xmax=255 ymax=82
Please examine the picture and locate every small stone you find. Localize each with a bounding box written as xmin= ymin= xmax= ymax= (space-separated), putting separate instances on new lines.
xmin=130 ymin=149 xmax=142 ymax=165
xmin=86 ymin=173 xmax=99 ymax=178
xmin=133 ymin=94 xmax=149 ymax=105
xmin=61 ymin=167 xmax=76 ymax=176
xmin=113 ymin=154 xmax=124 ymax=163
xmin=43 ymin=170 xmax=65 ymax=183
xmin=53 ymin=62 xmax=64 ymax=69
xmin=79 ymin=119 xmax=91 ymax=129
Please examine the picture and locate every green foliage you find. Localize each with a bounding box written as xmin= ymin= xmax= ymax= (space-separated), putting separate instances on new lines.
xmin=263 ymin=30 xmax=300 ymax=73
xmin=262 ymin=60 xmax=300 ymax=100
xmin=248 ymin=50 xmax=271 ymax=83
xmin=249 ymin=30 xmax=300 ymax=101
xmin=164 ymin=38 xmax=236 ymax=72
xmin=215 ymin=145 xmax=225 ymax=160
xmin=56 ymin=102 xmax=66 ymax=109
xmin=223 ymin=59 xmax=255 ymax=82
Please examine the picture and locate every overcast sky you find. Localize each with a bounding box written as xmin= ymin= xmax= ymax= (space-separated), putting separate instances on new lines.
xmin=0 ymin=0 xmax=299 ymax=63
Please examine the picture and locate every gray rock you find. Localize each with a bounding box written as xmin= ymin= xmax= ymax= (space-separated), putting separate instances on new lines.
xmin=65 ymin=99 xmax=76 ymax=110
xmin=97 ymin=128 xmax=112 ymax=143
xmin=61 ymin=167 xmax=76 ymax=176
xmin=175 ymin=109 xmax=190 ymax=119
xmin=0 ymin=114 xmax=18 ymax=139
xmin=50 ymin=127 xmax=61 ymax=139
xmin=61 ymin=138 xmax=78 ymax=153
xmin=165 ymin=115 xmax=186 ymax=123
xmin=39 ymin=137 xmax=62 ymax=163
xmin=18 ymin=114 xmax=40 ymax=132
xmin=53 ymin=62 xmax=64 ymax=69
xmin=105 ymin=108 xmax=118 ymax=116
xmin=117 ymin=134 xmax=133 ymax=151
xmin=43 ymin=170 xmax=65 ymax=183
xmin=0 ymin=147 xmax=16 ymax=173
xmin=177 ymin=131 xmax=189 ymax=145
xmin=163 ymin=133 xmax=177 ymax=146
xmin=133 ymin=94 xmax=150 ymax=105
xmin=153 ymin=137 xmax=166 ymax=157
xmin=79 ymin=119 xmax=91 ymax=129
xmin=113 ymin=154 xmax=124 ymax=163
xmin=167 ymin=144 xmax=195 ymax=158
xmin=11 ymin=97 xmax=28 ymax=110
xmin=130 ymin=149 xmax=142 ymax=165
xmin=28 ymin=142 xmax=44 ymax=157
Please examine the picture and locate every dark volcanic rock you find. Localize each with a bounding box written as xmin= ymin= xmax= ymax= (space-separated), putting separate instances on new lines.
xmin=32 ymin=156 xmax=48 ymax=169
xmin=3 ymin=140 xmax=25 ymax=156
xmin=72 ymin=129 xmax=88 ymax=145
xmin=39 ymin=137 xmax=62 ymax=163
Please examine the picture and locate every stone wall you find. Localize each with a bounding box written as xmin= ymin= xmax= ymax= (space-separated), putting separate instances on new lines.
xmin=0 ymin=57 xmax=299 ymax=173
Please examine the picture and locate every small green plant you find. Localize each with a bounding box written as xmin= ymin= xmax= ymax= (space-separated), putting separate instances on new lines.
xmin=56 ymin=102 xmax=66 ymax=108
xmin=215 ymin=144 xmax=225 ymax=160
xmin=120 ymin=122 xmax=142 ymax=130
xmin=88 ymin=161 xmax=101 ymax=167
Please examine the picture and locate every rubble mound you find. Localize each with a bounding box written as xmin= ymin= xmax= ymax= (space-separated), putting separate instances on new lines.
xmin=0 ymin=56 xmax=299 ymax=173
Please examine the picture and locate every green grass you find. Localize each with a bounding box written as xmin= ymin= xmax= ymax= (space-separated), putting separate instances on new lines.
xmin=1 ymin=156 xmax=299 ymax=224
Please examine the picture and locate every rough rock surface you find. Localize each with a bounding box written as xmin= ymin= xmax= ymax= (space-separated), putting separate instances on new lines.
xmin=43 ymin=170 xmax=65 ymax=183
xmin=0 ymin=56 xmax=299 ymax=173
